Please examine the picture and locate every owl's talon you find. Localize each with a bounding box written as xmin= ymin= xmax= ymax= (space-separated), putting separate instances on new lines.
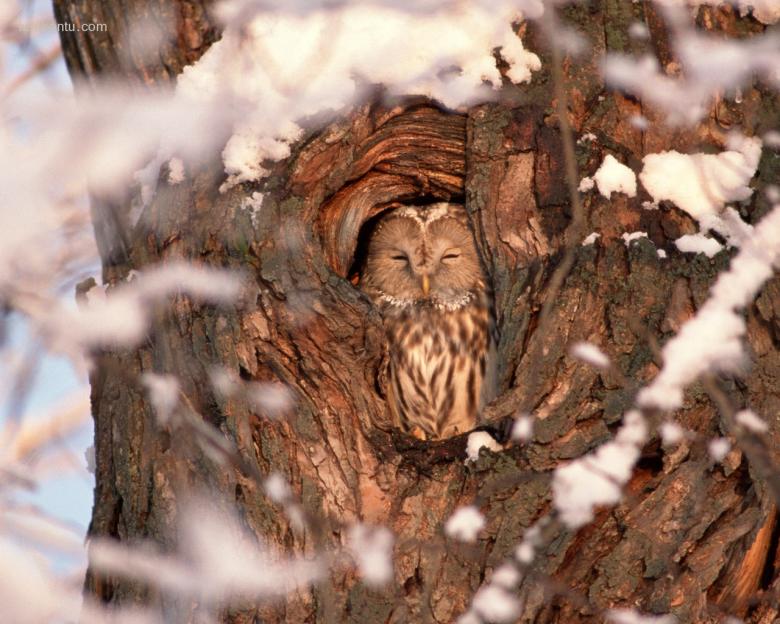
xmin=410 ymin=426 xmax=428 ymax=441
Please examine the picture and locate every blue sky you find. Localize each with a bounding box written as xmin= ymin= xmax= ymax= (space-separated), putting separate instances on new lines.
xmin=5 ymin=314 xmax=94 ymax=533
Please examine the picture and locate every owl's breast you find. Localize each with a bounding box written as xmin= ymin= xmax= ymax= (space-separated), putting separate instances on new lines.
xmin=383 ymin=301 xmax=493 ymax=439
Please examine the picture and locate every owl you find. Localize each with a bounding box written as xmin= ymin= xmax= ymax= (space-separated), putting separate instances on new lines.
xmin=361 ymin=202 xmax=496 ymax=440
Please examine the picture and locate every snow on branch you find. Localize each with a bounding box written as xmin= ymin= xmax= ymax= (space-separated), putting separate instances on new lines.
xmin=674 ymin=233 xmax=723 ymax=258
xmin=545 ymin=202 xmax=780 ymax=562
xmin=141 ymin=373 xmax=180 ymax=425
xmin=89 ymin=502 xmax=323 ymax=605
xmin=0 ymin=535 xmax=83 ymax=623
xmin=180 ymin=1 xmax=542 ymax=190
xmin=606 ymin=608 xmax=676 ymax=624
xmin=593 ymin=154 xmax=637 ymax=199
xmin=552 ymin=410 xmax=647 ymax=529
xmin=570 ymin=341 xmax=610 ymax=369
xmin=638 ymin=203 xmax=780 ymax=411
xmin=43 ymin=262 xmax=242 ymax=352
xmin=346 ymin=524 xmax=395 ymax=586
xmin=640 ymin=136 xmax=762 ymax=223
xmin=605 ymin=14 xmax=780 ymax=124
xmin=217 ymin=0 xmax=545 ymax=19
xmin=639 ymin=135 xmax=763 ymax=251
xmin=445 ymin=505 xmax=486 ymax=543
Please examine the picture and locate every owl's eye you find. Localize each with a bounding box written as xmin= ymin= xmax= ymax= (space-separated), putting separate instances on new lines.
xmin=440 ymin=249 xmax=461 ymax=263
xmin=390 ymin=253 xmax=409 ymax=263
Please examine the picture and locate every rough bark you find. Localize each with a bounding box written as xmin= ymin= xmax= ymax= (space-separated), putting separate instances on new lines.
xmin=54 ymin=0 xmax=780 ymax=622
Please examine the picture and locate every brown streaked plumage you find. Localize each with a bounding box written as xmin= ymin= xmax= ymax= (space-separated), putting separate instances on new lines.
xmin=361 ymin=203 xmax=497 ymax=440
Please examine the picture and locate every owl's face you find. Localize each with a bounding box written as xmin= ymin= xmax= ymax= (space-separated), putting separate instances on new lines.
xmin=361 ymin=203 xmax=486 ymax=310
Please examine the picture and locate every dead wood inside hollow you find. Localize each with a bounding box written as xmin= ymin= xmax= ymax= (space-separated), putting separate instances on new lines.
xmin=317 ymin=104 xmax=467 ymax=278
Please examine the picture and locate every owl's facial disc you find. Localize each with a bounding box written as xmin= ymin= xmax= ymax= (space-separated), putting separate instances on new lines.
xmin=362 ymin=206 xmax=485 ymax=310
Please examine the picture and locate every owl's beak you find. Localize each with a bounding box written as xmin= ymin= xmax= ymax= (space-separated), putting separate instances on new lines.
xmin=421 ymin=274 xmax=430 ymax=297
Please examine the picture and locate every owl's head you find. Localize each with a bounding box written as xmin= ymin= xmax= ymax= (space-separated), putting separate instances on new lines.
xmin=361 ymin=203 xmax=487 ymax=310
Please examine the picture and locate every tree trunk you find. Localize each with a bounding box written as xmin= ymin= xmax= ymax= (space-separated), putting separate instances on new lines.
xmin=55 ymin=1 xmax=780 ymax=622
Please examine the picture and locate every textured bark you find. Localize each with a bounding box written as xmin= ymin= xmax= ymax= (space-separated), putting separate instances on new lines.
xmin=54 ymin=1 xmax=780 ymax=622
